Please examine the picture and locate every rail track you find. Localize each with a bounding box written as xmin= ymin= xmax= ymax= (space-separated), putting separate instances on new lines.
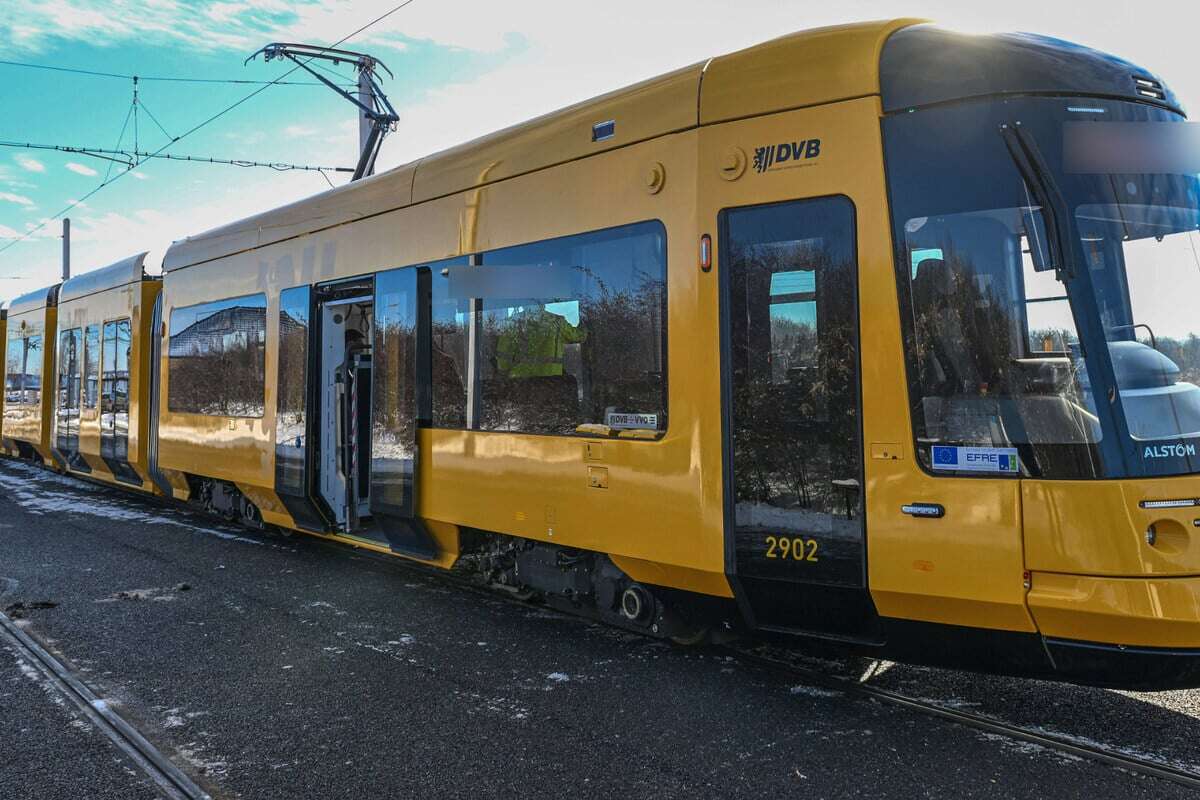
xmin=0 ymin=610 xmax=211 ymax=800
xmin=724 ymin=645 xmax=1200 ymax=792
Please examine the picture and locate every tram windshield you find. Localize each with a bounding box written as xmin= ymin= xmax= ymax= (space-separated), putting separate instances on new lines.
xmin=885 ymin=96 xmax=1200 ymax=478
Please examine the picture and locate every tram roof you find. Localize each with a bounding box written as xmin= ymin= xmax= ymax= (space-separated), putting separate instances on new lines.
xmin=7 ymin=283 xmax=60 ymax=317
xmin=59 ymin=252 xmax=153 ymax=305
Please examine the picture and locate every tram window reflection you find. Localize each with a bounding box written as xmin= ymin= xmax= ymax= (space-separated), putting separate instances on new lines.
xmin=6 ymin=333 xmax=43 ymax=406
xmin=435 ymin=220 xmax=667 ymax=436
xmin=168 ymin=294 xmax=267 ymax=417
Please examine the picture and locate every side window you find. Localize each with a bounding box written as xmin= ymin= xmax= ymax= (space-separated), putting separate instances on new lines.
xmin=434 ymin=221 xmax=667 ymax=436
xmin=84 ymin=324 xmax=100 ymax=409
xmin=168 ymin=294 xmax=267 ymax=416
xmin=17 ymin=334 xmax=43 ymax=407
xmin=724 ymin=197 xmax=863 ymax=542
xmin=5 ymin=329 xmax=22 ymax=407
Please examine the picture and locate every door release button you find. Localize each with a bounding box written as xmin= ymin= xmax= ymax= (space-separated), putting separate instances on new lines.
xmin=902 ymin=503 xmax=945 ymax=518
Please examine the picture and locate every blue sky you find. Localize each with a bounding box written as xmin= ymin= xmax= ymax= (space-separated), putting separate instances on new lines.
xmin=1 ymin=0 xmax=1197 ymax=302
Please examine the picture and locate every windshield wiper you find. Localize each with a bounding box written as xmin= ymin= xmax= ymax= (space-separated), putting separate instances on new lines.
xmin=1000 ymin=121 xmax=1074 ymax=278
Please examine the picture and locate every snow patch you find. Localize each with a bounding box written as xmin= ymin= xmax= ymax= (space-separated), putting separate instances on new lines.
xmin=175 ymin=743 xmax=229 ymax=777
xmin=0 ymin=468 xmax=265 ymax=547
xmin=789 ymin=684 xmax=842 ymax=698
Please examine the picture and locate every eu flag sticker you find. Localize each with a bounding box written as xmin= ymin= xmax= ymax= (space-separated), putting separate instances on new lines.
xmin=932 ymin=446 xmax=958 ymax=467
xmin=931 ymin=445 xmax=1020 ymax=473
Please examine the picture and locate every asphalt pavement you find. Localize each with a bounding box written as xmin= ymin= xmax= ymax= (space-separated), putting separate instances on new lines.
xmin=0 ymin=458 xmax=1196 ymax=799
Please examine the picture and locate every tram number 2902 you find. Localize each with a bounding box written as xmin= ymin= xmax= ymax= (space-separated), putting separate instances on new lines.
xmin=764 ymin=535 xmax=819 ymax=562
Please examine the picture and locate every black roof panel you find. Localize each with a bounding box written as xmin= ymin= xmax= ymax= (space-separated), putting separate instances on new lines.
xmin=880 ymin=25 xmax=1182 ymax=115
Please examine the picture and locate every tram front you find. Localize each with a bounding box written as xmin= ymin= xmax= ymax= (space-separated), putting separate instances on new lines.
xmin=881 ymin=25 xmax=1200 ymax=686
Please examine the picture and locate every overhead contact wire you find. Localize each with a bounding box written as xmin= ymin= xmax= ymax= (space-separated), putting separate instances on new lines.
xmin=0 ymin=0 xmax=418 ymax=259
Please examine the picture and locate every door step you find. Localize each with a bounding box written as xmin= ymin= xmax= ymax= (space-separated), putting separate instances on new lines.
xmin=375 ymin=514 xmax=439 ymax=561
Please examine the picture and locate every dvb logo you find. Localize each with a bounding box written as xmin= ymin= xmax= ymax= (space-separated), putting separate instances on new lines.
xmin=752 ymin=139 xmax=822 ymax=173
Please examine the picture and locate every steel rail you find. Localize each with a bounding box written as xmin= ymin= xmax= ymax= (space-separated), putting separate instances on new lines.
xmin=726 ymin=646 xmax=1200 ymax=792
xmin=0 ymin=611 xmax=211 ymax=800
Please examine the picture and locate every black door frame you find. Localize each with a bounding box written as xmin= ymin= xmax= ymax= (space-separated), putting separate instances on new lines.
xmin=716 ymin=195 xmax=880 ymax=642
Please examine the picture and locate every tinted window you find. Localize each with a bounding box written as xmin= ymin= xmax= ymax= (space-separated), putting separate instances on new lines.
xmin=437 ymin=221 xmax=666 ymax=436
xmin=168 ymin=294 xmax=266 ymax=416
xmin=724 ymin=197 xmax=864 ymax=585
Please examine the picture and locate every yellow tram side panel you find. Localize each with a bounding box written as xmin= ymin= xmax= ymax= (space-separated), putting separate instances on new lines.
xmin=156 ymin=57 xmax=720 ymax=591
xmin=423 ymin=139 xmax=728 ymax=594
xmin=54 ymin=264 xmax=162 ymax=493
xmin=2 ymin=296 xmax=58 ymax=466
xmin=159 ymin=129 xmax=731 ymax=594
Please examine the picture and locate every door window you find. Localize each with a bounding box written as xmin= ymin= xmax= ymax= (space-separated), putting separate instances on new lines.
xmin=723 ymin=196 xmax=863 ymax=587
xmin=276 ymin=286 xmax=310 ymax=496
xmin=56 ymin=328 xmax=82 ymax=455
xmin=101 ymin=319 xmax=132 ymax=463
xmin=372 ymin=267 xmax=423 ymax=517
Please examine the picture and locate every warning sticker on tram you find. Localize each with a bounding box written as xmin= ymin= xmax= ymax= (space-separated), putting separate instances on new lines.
xmin=606 ymin=412 xmax=659 ymax=430
xmin=931 ymin=445 xmax=1020 ymax=473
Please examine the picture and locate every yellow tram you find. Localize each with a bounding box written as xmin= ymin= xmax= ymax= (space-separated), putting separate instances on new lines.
xmin=5 ymin=20 xmax=1200 ymax=688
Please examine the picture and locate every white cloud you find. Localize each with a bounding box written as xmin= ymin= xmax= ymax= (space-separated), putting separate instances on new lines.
xmin=21 ymin=219 xmax=57 ymax=237
xmin=65 ymin=162 xmax=99 ymax=177
xmin=0 ymin=0 xmax=504 ymax=55
xmin=283 ymin=124 xmax=318 ymax=139
xmin=14 ymin=155 xmax=44 ymax=173
xmin=0 ymin=192 xmax=34 ymax=207
xmin=132 ymin=172 xmax=149 ymax=180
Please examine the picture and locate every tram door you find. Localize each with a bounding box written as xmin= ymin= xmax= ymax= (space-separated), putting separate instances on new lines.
xmin=303 ymin=268 xmax=434 ymax=558
xmin=313 ymin=278 xmax=375 ymax=533
xmin=719 ymin=196 xmax=879 ymax=640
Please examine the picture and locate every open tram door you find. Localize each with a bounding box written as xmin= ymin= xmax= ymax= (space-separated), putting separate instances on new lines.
xmin=313 ymin=276 xmax=375 ymax=532
xmin=275 ymin=268 xmax=437 ymax=560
